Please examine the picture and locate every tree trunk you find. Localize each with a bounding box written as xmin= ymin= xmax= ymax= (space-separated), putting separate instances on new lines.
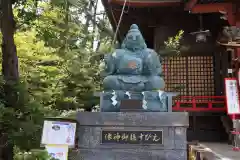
xmin=81 ymin=0 xmax=94 ymax=47
xmin=91 ymin=0 xmax=98 ymax=50
xmin=1 ymin=0 xmax=19 ymax=82
xmin=0 ymin=0 xmax=19 ymax=160
xmin=59 ymin=0 xmax=69 ymax=53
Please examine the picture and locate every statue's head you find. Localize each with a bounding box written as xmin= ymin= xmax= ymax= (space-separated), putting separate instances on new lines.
xmin=121 ymin=24 xmax=147 ymax=51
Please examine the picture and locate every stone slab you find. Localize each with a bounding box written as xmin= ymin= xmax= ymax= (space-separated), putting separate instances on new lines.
xmin=190 ymin=142 xmax=240 ymax=160
xmin=77 ymin=112 xmax=189 ymax=127
xmin=99 ymin=91 xmax=168 ymax=112
xmin=77 ymin=126 xmax=186 ymax=149
xmin=94 ymin=92 xmax=179 ymax=112
xmin=76 ymin=112 xmax=189 ymax=160
xmin=72 ymin=149 xmax=187 ymax=160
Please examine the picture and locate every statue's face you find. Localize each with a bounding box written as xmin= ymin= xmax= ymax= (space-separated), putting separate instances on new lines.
xmin=124 ymin=32 xmax=146 ymax=51
xmin=126 ymin=33 xmax=142 ymax=44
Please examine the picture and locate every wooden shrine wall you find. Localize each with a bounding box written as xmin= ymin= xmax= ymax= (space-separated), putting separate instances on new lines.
xmin=162 ymin=56 xmax=215 ymax=97
xmin=161 ymin=55 xmax=228 ymax=142
xmin=154 ymin=26 xmax=217 ymax=98
xmin=151 ymin=13 xmax=229 ymax=142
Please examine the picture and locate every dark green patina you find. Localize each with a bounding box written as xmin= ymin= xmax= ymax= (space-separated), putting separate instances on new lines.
xmin=100 ymin=24 xmax=167 ymax=112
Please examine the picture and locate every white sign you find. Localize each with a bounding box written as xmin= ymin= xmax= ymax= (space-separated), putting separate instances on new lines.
xmin=225 ymin=79 xmax=240 ymax=114
xmin=45 ymin=145 xmax=68 ymax=160
xmin=41 ymin=120 xmax=76 ymax=147
xmin=238 ymin=69 xmax=240 ymax=86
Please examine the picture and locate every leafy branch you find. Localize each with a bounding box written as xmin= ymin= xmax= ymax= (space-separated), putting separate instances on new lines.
xmin=164 ymin=30 xmax=184 ymax=55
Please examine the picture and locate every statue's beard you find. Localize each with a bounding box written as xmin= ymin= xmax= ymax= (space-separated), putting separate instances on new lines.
xmin=125 ymin=43 xmax=145 ymax=52
xmin=127 ymin=47 xmax=140 ymax=52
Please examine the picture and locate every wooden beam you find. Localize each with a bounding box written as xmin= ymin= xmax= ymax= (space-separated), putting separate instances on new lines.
xmin=108 ymin=0 xmax=181 ymax=7
xmin=191 ymin=3 xmax=232 ymax=13
xmin=184 ymin=0 xmax=198 ymax=11
xmin=235 ymin=11 xmax=240 ymax=86
xmin=101 ymin=0 xmax=119 ymax=40
xmin=190 ymin=3 xmax=235 ymax=25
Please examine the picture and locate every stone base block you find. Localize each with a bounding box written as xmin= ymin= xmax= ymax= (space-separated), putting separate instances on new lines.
xmin=72 ymin=149 xmax=187 ymax=160
xmin=76 ymin=112 xmax=189 ymax=160
xmin=100 ymin=91 xmax=168 ymax=112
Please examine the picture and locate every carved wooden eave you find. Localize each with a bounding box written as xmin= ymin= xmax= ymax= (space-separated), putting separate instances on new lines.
xmin=108 ymin=0 xmax=181 ymax=7
xmin=217 ymin=41 xmax=240 ymax=48
xmin=101 ymin=0 xmax=184 ymax=43
xmin=184 ymin=0 xmax=237 ymax=25
xmin=102 ymin=0 xmax=233 ymax=43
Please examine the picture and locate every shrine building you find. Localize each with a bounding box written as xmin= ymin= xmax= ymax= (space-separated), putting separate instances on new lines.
xmin=101 ymin=0 xmax=240 ymax=143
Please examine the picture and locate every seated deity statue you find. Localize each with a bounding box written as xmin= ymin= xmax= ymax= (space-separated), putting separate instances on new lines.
xmin=102 ymin=24 xmax=165 ymax=92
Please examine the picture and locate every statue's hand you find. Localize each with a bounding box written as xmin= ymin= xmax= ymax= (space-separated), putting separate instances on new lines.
xmin=145 ymin=49 xmax=162 ymax=76
xmin=102 ymin=53 xmax=115 ymax=76
xmin=100 ymin=70 xmax=107 ymax=77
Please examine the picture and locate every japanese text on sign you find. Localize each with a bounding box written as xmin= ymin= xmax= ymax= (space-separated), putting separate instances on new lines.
xmin=225 ymin=78 xmax=240 ymax=115
xmin=101 ymin=130 xmax=163 ymax=144
xmin=41 ymin=120 xmax=76 ymax=147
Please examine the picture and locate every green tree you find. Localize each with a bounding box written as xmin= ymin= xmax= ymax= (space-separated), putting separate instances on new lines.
xmin=0 ymin=0 xmax=113 ymax=159
xmin=0 ymin=29 xmax=60 ymax=158
xmin=0 ymin=0 xmax=20 ymax=159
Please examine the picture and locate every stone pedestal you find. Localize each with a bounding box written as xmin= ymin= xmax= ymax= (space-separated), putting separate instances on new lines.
xmin=100 ymin=91 xmax=168 ymax=112
xmin=75 ymin=112 xmax=189 ymax=160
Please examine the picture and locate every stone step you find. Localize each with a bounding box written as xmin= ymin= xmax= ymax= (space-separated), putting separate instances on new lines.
xmin=189 ymin=142 xmax=240 ymax=160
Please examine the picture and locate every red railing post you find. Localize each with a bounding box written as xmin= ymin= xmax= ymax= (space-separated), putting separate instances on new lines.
xmin=192 ymin=96 xmax=196 ymax=109
xmin=173 ymin=96 xmax=226 ymax=112
xmin=176 ymin=101 xmax=180 ymax=110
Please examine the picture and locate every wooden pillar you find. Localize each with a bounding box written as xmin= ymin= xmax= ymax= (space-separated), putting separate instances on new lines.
xmin=235 ymin=11 xmax=240 ymax=82
xmin=214 ymin=45 xmax=230 ymax=96
xmin=228 ymin=3 xmax=240 ymax=148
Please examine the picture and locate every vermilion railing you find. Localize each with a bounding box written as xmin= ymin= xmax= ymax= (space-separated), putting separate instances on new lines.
xmin=172 ymin=96 xmax=227 ymax=112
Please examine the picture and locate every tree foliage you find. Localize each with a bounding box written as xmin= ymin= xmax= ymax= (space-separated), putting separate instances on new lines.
xmin=14 ymin=149 xmax=58 ymax=160
xmin=164 ymin=30 xmax=184 ymax=55
xmin=0 ymin=0 xmax=113 ymax=158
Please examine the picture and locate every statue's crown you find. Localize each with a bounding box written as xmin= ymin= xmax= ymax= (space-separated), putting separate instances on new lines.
xmin=128 ymin=24 xmax=140 ymax=34
xmin=121 ymin=24 xmax=147 ymax=50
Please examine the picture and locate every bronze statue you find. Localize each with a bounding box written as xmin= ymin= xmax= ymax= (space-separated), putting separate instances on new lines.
xmin=100 ymin=24 xmax=167 ymax=112
xmin=102 ymin=24 xmax=165 ymax=92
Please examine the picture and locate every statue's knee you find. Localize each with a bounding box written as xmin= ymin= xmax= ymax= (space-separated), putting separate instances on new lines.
xmin=103 ymin=76 xmax=119 ymax=90
xmin=149 ymin=76 xmax=165 ymax=90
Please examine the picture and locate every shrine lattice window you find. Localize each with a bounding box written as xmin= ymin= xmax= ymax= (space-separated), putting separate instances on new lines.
xmin=162 ymin=56 xmax=215 ymax=97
